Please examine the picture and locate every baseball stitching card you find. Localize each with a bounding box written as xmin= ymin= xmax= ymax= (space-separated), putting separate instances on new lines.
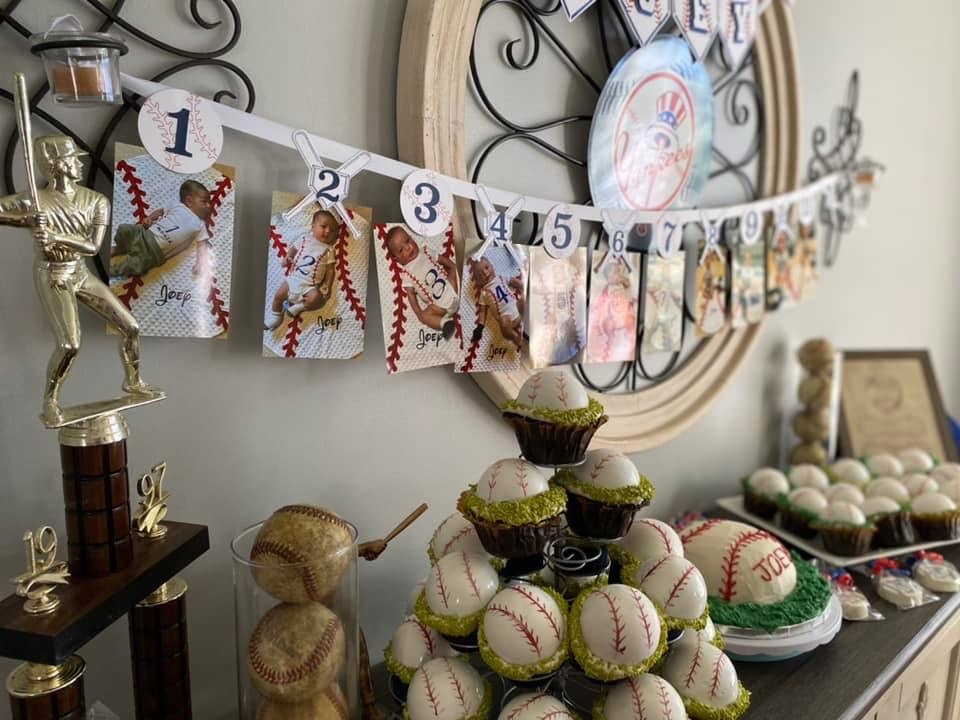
xmin=456 ymin=245 xmax=528 ymax=374
xmin=694 ymin=246 xmax=727 ymax=337
xmin=641 ymin=250 xmax=685 ymax=354
xmin=373 ymin=222 xmax=463 ymax=374
xmin=765 ymin=222 xmax=801 ymax=311
xmin=109 ymin=142 xmax=235 ymax=339
xmin=585 ymin=251 xmax=640 ymax=364
xmin=527 ymin=246 xmax=587 ymax=368
xmin=262 ymin=192 xmax=372 ymax=360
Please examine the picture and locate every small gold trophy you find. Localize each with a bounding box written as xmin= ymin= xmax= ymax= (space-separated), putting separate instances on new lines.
xmin=12 ymin=526 xmax=70 ymax=615
xmin=135 ymin=462 xmax=170 ymax=540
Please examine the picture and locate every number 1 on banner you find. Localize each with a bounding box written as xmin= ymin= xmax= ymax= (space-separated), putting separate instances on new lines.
xmin=138 ymin=88 xmax=224 ymax=174
xmin=543 ymin=204 xmax=580 ymax=259
xmin=165 ymin=108 xmax=193 ymax=158
xmin=400 ymin=169 xmax=454 ymax=237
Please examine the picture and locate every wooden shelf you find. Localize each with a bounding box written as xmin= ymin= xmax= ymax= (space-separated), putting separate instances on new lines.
xmin=0 ymin=521 xmax=209 ymax=665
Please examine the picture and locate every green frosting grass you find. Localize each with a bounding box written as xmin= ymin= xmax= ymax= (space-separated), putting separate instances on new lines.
xmin=706 ymin=552 xmax=831 ymax=633
xmin=552 ymin=469 xmax=655 ymax=506
xmin=458 ymin=484 xmax=567 ymax=527
xmin=414 ymin=590 xmax=490 ymax=637
xmin=680 ymin=684 xmax=751 ymax=720
xmin=501 ymin=397 xmax=606 ymax=426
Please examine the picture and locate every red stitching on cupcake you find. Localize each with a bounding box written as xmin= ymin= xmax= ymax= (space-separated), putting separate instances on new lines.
xmin=488 ymin=603 xmax=542 ymax=655
xmin=685 ymin=637 xmax=704 ymax=688
xmin=444 ymin=659 xmax=467 ymax=710
xmin=435 ymin=563 xmax=451 ymax=610
xmin=709 ymin=651 xmax=728 ymax=699
xmin=628 ymin=677 xmax=646 ymax=718
xmin=411 ymin=618 xmax=437 ymax=656
xmin=640 ymin=556 xmax=672 ymax=583
xmin=440 ymin=522 xmax=474 ymax=557
xmin=655 ymin=677 xmax=674 ymax=719
xmin=638 ymin=519 xmax=677 ymax=555
xmin=423 ymin=666 xmax=441 ymax=715
xmin=525 ymin=373 xmax=543 ymax=404
xmin=666 ymin=565 xmax=696 ymax=609
xmin=719 ymin=530 xmax=768 ymax=601
xmin=506 ymin=693 xmax=543 ymax=720
xmin=599 ymin=590 xmax=626 ymax=655
xmin=511 ymin=585 xmax=561 ymax=641
xmin=462 ymin=553 xmax=482 ymax=600
xmin=589 ymin=452 xmax=615 ymax=483
xmin=486 ymin=461 xmax=503 ymax=500
xmin=629 ymin=588 xmax=654 ymax=649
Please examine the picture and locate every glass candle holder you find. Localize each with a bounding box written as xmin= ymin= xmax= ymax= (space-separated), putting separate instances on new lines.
xmin=31 ymin=27 xmax=128 ymax=105
xmin=232 ymin=519 xmax=359 ymax=720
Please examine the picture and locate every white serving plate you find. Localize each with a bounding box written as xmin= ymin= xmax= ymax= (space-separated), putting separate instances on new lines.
xmin=716 ymin=495 xmax=960 ymax=567
xmin=721 ymin=595 xmax=843 ymax=662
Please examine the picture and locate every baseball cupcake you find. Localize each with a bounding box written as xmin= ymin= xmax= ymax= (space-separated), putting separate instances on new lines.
xmin=569 ymin=583 xmax=667 ymax=681
xmin=459 ymin=459 xmax=567 ymax=559
xmin=864 ymin=477 xmax=910 ymax=505
xmin=552 ymin=449 xmax=655 ymax=539
xmin=674 ymin=616 xmax=725 ymax=651
xmin=623 ymin=555 xmax=708 ymax=630
xmin=862 ymin=496 xmax=915 ymax=547
xmin=932 ymin=463 xmax=960 ymax=485
xmin=741 ymin=467 xmax=789 ymax=519
xmin=385 ymin=615 xmax=459 ymax=684
xmin=777 ymin=487 xmax=828 ymax=538
xmin=500 ymin=368 xmax=607 ymax=466
xmin=899 ymin=448 xmax=935 ymax=473
xmin=902 ymin=474 xmax=939 ymax=498
xmin=499 ymin=693 xmax=577 ymax=720
xmin=660 ymin=638 xmax=750 ymax=720
xmin=416 ymin=552 xmax=500 ymax=637
xmin=594 ymin=674 xmax=685 ymax=720
xmin=429 ymin=512 xmax=500 ymax=567
xmin=909 ymin=493 xmax=960 ymax=541
xmin=479 ymin=582 xmax=569 ymax=681
xmin=611 ymin=518 xmax=683 ymax=566
xmin=814 ymin=501 xmax=876 ymax=556
xmin=788 ymin=464 xmax=829 ymax=492
xmin=825 ymin=483 xmax=865 ymax=506
xmin=829 ymin=458 xmax=871 ymax=488
xmin=405 ymin=657 xmax=491 ymax=720
xmin=865 ymin=452 xmax=904 ymax=478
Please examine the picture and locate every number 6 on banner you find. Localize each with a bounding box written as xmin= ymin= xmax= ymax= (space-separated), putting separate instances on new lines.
xmin=400 ymin=169 xmax=454 ymax=237
xmin=543 ymin=204 xmax=580 ymax=259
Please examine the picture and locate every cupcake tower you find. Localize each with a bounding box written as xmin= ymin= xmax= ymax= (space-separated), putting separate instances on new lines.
xmin=389 ymin=369 xmax=751 ymax=720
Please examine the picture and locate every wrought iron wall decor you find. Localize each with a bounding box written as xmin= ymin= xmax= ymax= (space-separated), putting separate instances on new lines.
xmin=0 ymin=0 xmax=255 ymax=280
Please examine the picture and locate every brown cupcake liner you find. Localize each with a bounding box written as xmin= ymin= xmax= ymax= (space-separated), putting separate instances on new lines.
xmin=818 ymin=524 xmax=876 ymax=557
xmin=502 ymin=412 xmax=607 ymax=467
xmin=565 ymin=492 xmax=647 ymax=539
xmin=470 ymin=513 xmax=566 ymax=559
xmin=743 ymin=490 xmax=779 ymax=520
xmin=911 ymin=513 xmax=960 ymax=541
xmin=873 ymin=512 xmax=916 ymax=547
xmin=778 ymin=506 xmax=818 ymax=539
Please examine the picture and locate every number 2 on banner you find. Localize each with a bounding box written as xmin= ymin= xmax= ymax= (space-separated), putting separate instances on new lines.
xmin=543 ymin=204 xmax=580 ymax=259
xmin=314 ymin=170 xmax=341 ymax=205
xmin=138 ymin=88 xmax=224 ymax=174
xmin=400 ymin=169 xmax=454 ymax=237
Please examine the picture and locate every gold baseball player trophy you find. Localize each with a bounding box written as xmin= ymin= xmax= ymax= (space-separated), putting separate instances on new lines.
xmin=0 ymin=73 xmax=208 ymax=720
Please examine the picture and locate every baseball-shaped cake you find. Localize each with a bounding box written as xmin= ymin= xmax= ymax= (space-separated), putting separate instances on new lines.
xmin=385 ymin=615 xmax=458 ymax=684
xmin=680 ymin=520 xmax=796 ymax=605
xmin=257 ymin=684 xmax=347 ymax=720
xmin=660 ymin=638 xmax=750 ymax=719
xmin=899 ymin=448 xmax=935 ymax=473
xmin=498 ymin=693 xmax=577 ymax=720
xmin=416 ymin=551 xmax=500 ymax=636
xmin=571 ymin=584 xmax=666 ymax=681
xmin=625 ymin=555 xmax=708 ymax=629
xmin=479 ymin=582 xmax=568 ymax=680
xmin=247 ymin=602 xmax=346 ymax=703
xmin=406 ymin=657 xmax=490 ymax=720
xmin=250 ymin=505 xmax=356 ymax=604
xmin=595 ymin=674 xmax=686 ymax=720
xmin=612 ymin=518 xmax=683 ymax=565
xmin=430 ymin=512 xmax=497 ymax=565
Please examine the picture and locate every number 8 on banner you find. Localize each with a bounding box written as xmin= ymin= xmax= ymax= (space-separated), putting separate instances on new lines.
xmin=542 ymin=204 xmax=580 ymax=259
xmin=138 ymin=88 xmax=224 ymax=174
xmin=400 ymin=169 xmax=454 ymax=237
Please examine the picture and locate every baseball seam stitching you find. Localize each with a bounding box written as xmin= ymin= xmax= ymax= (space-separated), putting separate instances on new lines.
xmin=462 ymin=554 xmax=481 ymax=600
xmin=709 ymin=651 xmax=727 ymax=699
xmin=423 ymin=666 xmax=441 ymax=715
xmin=655 ymin=677 xmax=674 ymax=719
xmin=719 ymin=529 xmax=769 ymax=601
xmin=282 ymin=315 xmax=303 ymax=357
xmin=440 ymin=523 xmax=474 ymax=557
xmin=599 ymin=590 xmax=626 ymax=656
xmin=269 ymin=225 xmax=288 ymax=260
xmin=640 ymin=556 xmax=672 ymax=584
xmin=410 ymin=618 xmax=437 ymax=656
xmin=628 ymin=678 xmax=647 ymax=719
xmin=378 ymin=223 xmax=406 ymax=373
xmin=249 ymin=609 xmax=338 ymax=685
xmin=512 ymin=585 xmax=562 ymax=641
xmin=666 ymin=565 xmax=696 ymax=609
xmin=506 ymin=693 xmax=543 ymax=720
xmin=685 ymin=636 xmax=704 ymax=688
xmin=488 ymin=604 xmax=542 ymax=656
xmin=249 ymin=538 xmax=322 ymax=601
xmin=589 ymin=452 xmax=614 ymax=483
xmin=679 ymin=519 xmax=723 ymax=544
xmin=435 ymin=563 xmax=451 ymax=610
xmin=187 ymin=94 xmax=218 ymax=160
xmin=640 ymin=519 xmax=676 ymax=555
xmin=445 ymin=659 xmax=468 ymax=711
xmin=629 ymin=589 xmax=654 ymax=649
xmin=336 ymin=209 xmax=366 ymax=329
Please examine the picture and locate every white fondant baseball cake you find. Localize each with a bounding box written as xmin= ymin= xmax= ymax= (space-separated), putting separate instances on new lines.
xmin=498 ymin=693 xmax=576 ymax=720
xmin=477 ymin=459 xmax=550 ymax=502
xmin=745 ymin=468 xmax=789 ymax=497
xmin=406 ymin=657 xmax=489 ymax=720
xmin=479 ymin=583 xmax=567 ymax=679
xmin=386 ymin=615 xmax=458 ymax=683
xmin=788 ymin=464 xmax=829 ymax=491
xmin=660 ymin=638 xmax=748 ymax=717
xmin=613 ymin=518 xmax=684 ymax=564
xmin=902 ymin=474 xmax=939 ymax=498
xmin=680 ymin=520 xmax=796 ymax=604
xmin=830 ymin=458 xmax=871 ymax=487
xmin=899 ymin=448 xmax=935 ymax=473
xmin=573 ymin=584 xmax=665 ymax=680
xmin=598 ymin=674 xmax=686 ymax=720
xmin=430 ymin=512 xmax=494 ymax=564
xmin=628 ymin=555 xmax=707 ymax=629
xmin=866 ymin=453 xmax=904 ymax=478
xmin=864 ymin=477 xmax=909 ymax=505
xmin=825 ymin=483 xmax=865 ymax=506
xmin=418 ymin=552 xmax=500 ymax=636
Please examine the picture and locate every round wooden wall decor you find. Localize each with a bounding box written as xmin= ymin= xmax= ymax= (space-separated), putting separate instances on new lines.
xmin=397 ymin=0 xmax=801 ymax=453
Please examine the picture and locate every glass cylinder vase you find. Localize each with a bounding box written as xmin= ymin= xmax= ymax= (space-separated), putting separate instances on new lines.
xmin=232 ymin=518 xmax=359 ymax=720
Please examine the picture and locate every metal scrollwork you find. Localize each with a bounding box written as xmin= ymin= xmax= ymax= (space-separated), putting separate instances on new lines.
xmin=1 ymin=0 xmax=256 ymax=281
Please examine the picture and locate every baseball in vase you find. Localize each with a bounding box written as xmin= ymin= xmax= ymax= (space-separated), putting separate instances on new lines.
xmin=659 ymin=638 xmax=751 ymax=720
xmin=552 ymin=448 xmax=654 ymax=539
xmin=500 ymin=368 xmax=607 ymax=467
xmin=263 ymin=192 xmax=372 ymax=360
xmin=526 ymin=246 xmax=588 ymax=368
xmin=384 ymin=615 xmax=459 ymax=684
xmin=374 ymin=222 xmax=463 ymax=374
xmin=498 ymin=692 xmax=577 ymax=720
xmin=415 ymin=551 xmax=500 ymax=637
xmin=405 ymin=657 xmax=491 ymax=720
xmin=256 ymin=683 xmax=347 ymax=720
xmin=593 ymin=674 xmax=686 ymax=720
xmin=457 ymin=458 xmax=568 ymax=559
xmin=109 ymin=142 xmax=235 ymax=339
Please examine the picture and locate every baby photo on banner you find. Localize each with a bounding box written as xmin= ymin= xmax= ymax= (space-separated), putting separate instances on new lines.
xmin=765 ymin=221 xmax=801 ymax=311
xmin=527 ymin=246 xmax=587 ymax=368
xmin=729 ymin=239 xmax=765 ymax=328
xmin=109 ymin=142 xmax=235 ymax=339
xmin=262 ymin=192 xmax=372 ymax=359
xmin=373 ymin=222 xmax=462 ymax=374
xmin=641 ymin=251 xmax=685 ymax=354
xmin=457 ymin=245 xmax=527 ymax=373
xmin=585 ymin=251 xmax=640 ymax=364
xmin=694 ymin=246 xmax=727 ymax=336
xmin=797 ymin=222 xmax=818 ymax=299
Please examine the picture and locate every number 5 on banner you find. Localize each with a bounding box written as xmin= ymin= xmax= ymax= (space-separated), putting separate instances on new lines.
xmin=543 ymin=204 xmax=580 ymax=259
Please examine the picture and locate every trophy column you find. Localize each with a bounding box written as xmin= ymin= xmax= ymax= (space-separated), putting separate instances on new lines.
xmin=128 ymin=578 xmax=192 ymax=720
xmin=7 ymin=657 xmax=86 ymax=720
xmin=59 ymin=414 xmax=134 ymax=578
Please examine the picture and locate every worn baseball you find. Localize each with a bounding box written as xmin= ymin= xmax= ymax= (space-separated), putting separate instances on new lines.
xmin=790 ymin=442 xmax=827 ymax=466
xmin=247 ymin=603 xmax=345 ymax=703
xmin=614 ymin=518 xmax=683 ymax=564
xmin=601 ymin=674 xmax=686 ymax=720
xmin=481 ymin=583 xmax=566 ymax=668
xmin=389 ymin=615 xmax=457 ymax=672
xmin=629 ymin=555 xmax=707 ymax=625
xmin=865 ymin=453 xmax=904 ymax=478
xmin=788 ymin=464 xmax=829 ymax=492
xmin=251 ymin=505 xmax=356 ymax=604
xmin=478 ymin=459 xmax=550 ymax=502
xmin=498 ymin=692 xmax=576 ymax=720
xmin=792 ymin=408 xmax=831 ymax=442
xmin=898 ymin=448 xmax=935 ymax=473
xmin=796 ymin=338 xmax=835 ymax=374
xmin=660 ymin=638 xmax=742 ymax=710
xmin=680 ymin=519 xmax=796 ymax=605
xmin=797 ymin=375 xmax=832 ymax=409
xmin=424 ymin=551 xmax=499 ymax=618
xmin=902 ymin=474 xmax=939 ymax=498
xmin=430 ymin=512 xmax=495 ymax=564
xmin=257 ymin=684 xmax=347 ymax=720
xmin=577 ymin=584 xmax=663 ymax=670
xmin=406 ymin=658 xmax=487 ymax=720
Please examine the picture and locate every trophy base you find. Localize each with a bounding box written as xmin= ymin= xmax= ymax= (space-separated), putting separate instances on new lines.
xmin=7 ymin=656 xmax=85 ymax=720
xmin=43 ymin=390 xmax=166 ymax=430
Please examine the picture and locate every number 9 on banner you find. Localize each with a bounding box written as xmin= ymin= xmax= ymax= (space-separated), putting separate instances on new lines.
xmin=740 ymin=207 xmax=763 ymax=246
xmin=400 ymin=169 xmax=454 ymax=237
xmin=137 ymin=88 xmax=224 ymax=174
xmin=542 ymin=204 xmax=580 ymax=259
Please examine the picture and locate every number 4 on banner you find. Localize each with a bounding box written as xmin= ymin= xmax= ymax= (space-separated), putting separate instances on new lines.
xmin=473 ymin=185 xmax=525 ymax=265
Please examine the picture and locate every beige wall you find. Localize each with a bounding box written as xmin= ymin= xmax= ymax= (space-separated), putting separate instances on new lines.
xmin=0 ymin=1 xmax=958 ymax=717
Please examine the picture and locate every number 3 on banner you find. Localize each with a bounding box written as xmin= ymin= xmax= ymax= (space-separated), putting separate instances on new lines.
xmin=400 ymin=169 xmax=454 ymax=237
xmin=543 ymin=204 xmax=580 ymax=259
xmin=138 ymin=88 xmax=224 ymax=174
